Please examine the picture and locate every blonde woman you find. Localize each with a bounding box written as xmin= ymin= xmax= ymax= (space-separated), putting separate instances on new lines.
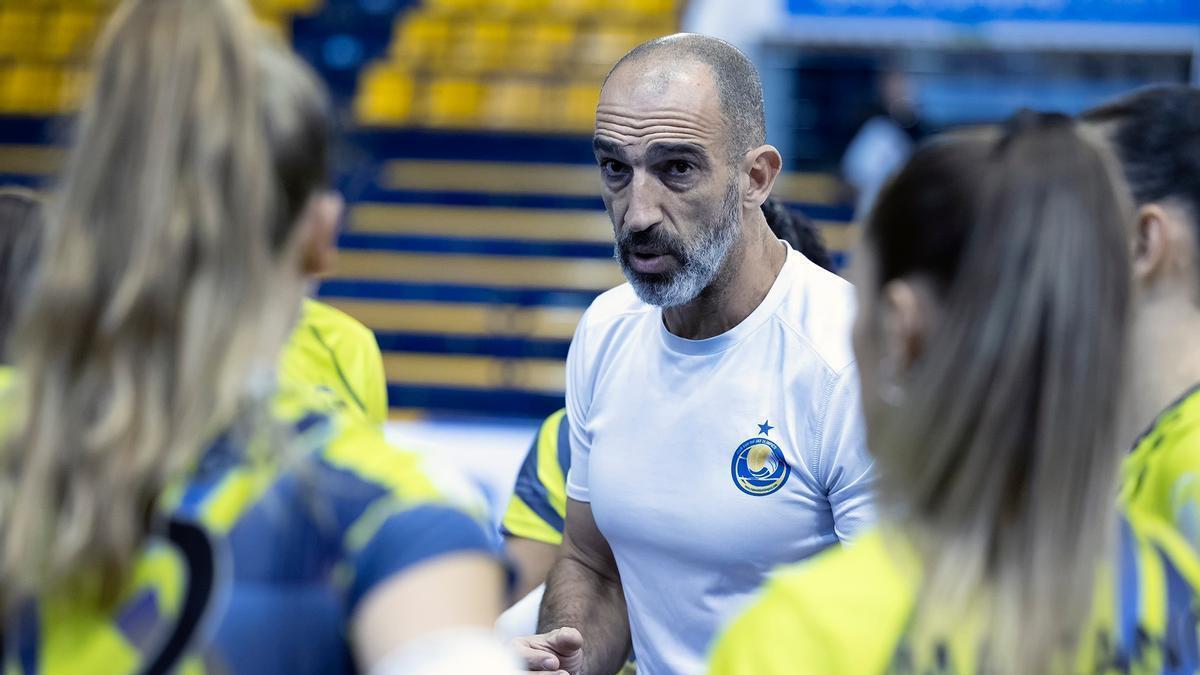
xmin=0 ymin=1 xmax=516 ymax=673
xmin=709 ymin=114 xmax=1200 ymax=673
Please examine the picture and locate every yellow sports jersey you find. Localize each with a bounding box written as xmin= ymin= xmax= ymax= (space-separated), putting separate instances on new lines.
xmin=708 ymin=512 xmax=1200 ymax=675
xmin=1122 ymin=385 xmax=1200 ymax=551
xmin=279 ymin=299 xmax=388 ymax=426
xmin=2 ymin=384 xmax=495 ymax=674
xmin=501 ymin=409 xmax=570 ymax=546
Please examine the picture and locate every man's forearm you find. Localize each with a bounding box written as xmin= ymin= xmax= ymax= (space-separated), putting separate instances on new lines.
xmin=538 ymin=555 xmax=631 ymax=675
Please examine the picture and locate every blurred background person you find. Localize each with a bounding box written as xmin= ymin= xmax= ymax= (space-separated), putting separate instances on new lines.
xmin=839 ymin=68 xmax=927 ymax=219
xmin=0 ymin=1 xmax=516 ymax=673
xmin=760 ymin=197 xmax=837 ymax=273
xmin=1083 ymin=86 xmax=1200 ymax=552
xmin=709 ymin=113 xmax=1200 ymax=674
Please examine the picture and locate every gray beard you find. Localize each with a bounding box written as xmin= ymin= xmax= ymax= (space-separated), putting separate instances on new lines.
xmin=615 ymin=182 xmax=741 ymax=308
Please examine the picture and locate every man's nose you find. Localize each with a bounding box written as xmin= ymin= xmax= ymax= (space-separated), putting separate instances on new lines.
xmin=621 ymin=171 xmax=663 ymax=234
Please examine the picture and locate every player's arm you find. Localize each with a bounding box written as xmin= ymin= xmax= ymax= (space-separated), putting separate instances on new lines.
xmin=325 ymin=424 xmax=517 ymax=673
xmin=820 ymin=364 xmax=877 ymax=541
xmin=514 ymin=498 xmax=631 ymax=675
xmin=506 ymin=537 xmax=559 ymax=600
xmin=353 ymin=552 xmax=518 ymax=673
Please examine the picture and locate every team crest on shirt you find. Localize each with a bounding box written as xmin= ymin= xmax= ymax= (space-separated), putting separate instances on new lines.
xmin=730 ymin=420 xmax=790 ymax=496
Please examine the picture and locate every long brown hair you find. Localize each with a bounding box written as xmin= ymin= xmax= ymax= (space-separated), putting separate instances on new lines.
xmin=865 ymin=113 xmax=1132 ymax=672
xmin=0 ymin=188 xmax=43 ymax=362
xmin=0 ymin=0 xmax=332 ymax=604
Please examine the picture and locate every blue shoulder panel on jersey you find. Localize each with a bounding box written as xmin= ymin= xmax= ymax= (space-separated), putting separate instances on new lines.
xmin=555 ymin=413 xmax=572 ymax=479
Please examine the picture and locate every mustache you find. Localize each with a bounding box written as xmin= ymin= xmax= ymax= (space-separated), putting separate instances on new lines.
xmin=615 ymin=228 xmax=686 ymax=261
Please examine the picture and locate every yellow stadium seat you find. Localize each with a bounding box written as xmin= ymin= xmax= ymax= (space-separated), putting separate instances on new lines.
xmin=509 ymin=20 xmax=576 ymax=75
xmin=355 ymin=63 xmax=417 ymax=125
xmin=546 ymin=0 xmax=605 ymax=19
xmin=609 ymin=0 xmax=678 ymax=20
xmin=42 ymin=9 xmax=100 ymax=62
xmin=451 ymin=18 xmax=514 ymax=73
xmin=482 ymin=79 xmax=547 ymax=130
xmin=492 ymin=0 xmax=551 ymax=14
xmin=575 ymin=26 xmax=642 ymax=76
xmin=425 ymin=0 xmax=484 ymax=13
xmin=550 ymin=80 xmax=601 ymax=132
xmin=425 ymin=76 xmax=483 ymax=128
xmin=0 ymin=9 xmax=44 ymax=60
xmin=0 ymin=68 xmax=10 ymax=114
xmin=0 ymin=0 xmax=53 ymax=8
xmin=391 ymin=11 xmax=451 ymax=68
xmin=3 ymin=65 xmax=64 ymax=115
xmin=61 ymin=66 xmax=91 ymax=112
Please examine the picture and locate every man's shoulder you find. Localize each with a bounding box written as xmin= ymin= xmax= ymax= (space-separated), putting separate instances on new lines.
xmin=775 ymin=255 xmax=858 ymax=375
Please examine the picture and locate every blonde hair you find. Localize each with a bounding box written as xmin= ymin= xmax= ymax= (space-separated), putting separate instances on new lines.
xmin=0 ymin=0 xmax=331 ymax=604
xmin=865 ymin=114 xmax=1132 ymax=673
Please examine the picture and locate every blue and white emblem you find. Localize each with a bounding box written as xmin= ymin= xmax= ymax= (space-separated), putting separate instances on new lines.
xmin=730 ymin=421 xmax=790 ymax=496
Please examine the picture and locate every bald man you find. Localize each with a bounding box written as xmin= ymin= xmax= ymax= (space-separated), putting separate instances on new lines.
xmin=515 ymin=35 xmax=875 ymax=675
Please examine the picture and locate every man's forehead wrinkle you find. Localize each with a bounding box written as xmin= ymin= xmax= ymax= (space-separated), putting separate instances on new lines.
xmin=594 ymin=122 xmax=717 ymax=142
xmin=595 ymin=106 xmax=718 ymax=130
xmin=594 ymin=110 xmax=722 ymax=145
xmin=595 ymin=128 xmax=710 ymax=144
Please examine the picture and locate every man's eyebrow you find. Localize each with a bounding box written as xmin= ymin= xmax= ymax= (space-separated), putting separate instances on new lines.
xmin=646 ymin=142 xmax=709 ymax=162
xmin=592 ymin=137 xmax=626 ymax=157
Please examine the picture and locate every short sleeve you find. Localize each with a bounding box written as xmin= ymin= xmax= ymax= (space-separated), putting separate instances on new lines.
xmin=501 ymin=410 xmax=570 ymax=545
xmin=564 ymin=317 xmax=594 ymax=503
xmin=346 ymin=503 xmax=496 ymax=611
xmin=816 ymin=364 xmax=876 ymax=542
xmin=316 ymin=421 xmax=501 ymax=614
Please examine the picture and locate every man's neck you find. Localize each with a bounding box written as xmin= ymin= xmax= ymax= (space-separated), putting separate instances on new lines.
xmin=661 ymin=217 xmax=786 ymax=341
xmin=1126 ymin=297 xmax=1200 ymax=444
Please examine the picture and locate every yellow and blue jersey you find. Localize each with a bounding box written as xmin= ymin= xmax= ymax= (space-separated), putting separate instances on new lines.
xmin=501 ymin=408 xmax=571 ymax=546
xmin=1122 ymin=385 xmax=1200 ymax=552
xmin=1 ymin=387 xmax=496 ymax=674
xmin=708 ymin=511 xmax=1200 ymax=674
xmin=280 ymin=299 xmax=388 ymax=426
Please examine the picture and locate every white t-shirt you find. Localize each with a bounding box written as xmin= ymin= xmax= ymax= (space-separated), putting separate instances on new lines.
xmin=565 ymin=248 xmax=875 ymax=675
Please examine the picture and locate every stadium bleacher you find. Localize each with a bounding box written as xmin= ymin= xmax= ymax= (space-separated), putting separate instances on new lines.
xmin=0 ymin=0 xmax=858 ymax=420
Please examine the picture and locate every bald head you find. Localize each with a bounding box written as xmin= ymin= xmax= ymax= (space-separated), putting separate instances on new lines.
xmin=604 ymin=33 xmax=766 ymax=161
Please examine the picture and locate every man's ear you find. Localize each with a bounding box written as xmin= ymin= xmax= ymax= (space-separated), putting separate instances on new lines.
xmin=743 ymin=144 xmax=783 ymax=209
xmin=299 ymin=191 xmax=344 ymax=278
xmin=880 ymin=277 xmax=935 ymax=374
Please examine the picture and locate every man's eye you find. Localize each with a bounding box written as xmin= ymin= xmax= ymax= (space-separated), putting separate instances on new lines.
xmin=667 ymin=161 xmax=693 ymax=176
xmin=600 ymin=159 xmax=629 ymax=176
